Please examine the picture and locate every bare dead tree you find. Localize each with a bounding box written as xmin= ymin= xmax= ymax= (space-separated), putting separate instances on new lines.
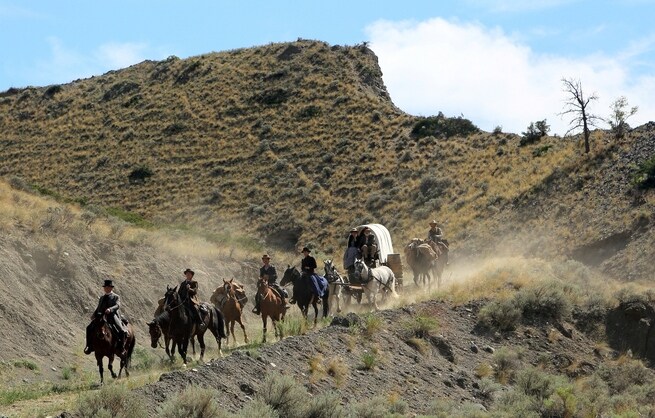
xmin=559 ymin=78 xmax=603 ymax=153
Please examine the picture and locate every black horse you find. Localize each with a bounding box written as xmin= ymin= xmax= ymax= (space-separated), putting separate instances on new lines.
xmin=88 ymin=314 xmax=135 ymax=384
xmin=280 ymin=266 xmax=329 ymax=326
xmin=161 ymin=285 xmax=226 ymax=364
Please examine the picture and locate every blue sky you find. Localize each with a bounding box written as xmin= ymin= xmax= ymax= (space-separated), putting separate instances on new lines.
xmin=1 ymin=0 xmax=654 ymax=135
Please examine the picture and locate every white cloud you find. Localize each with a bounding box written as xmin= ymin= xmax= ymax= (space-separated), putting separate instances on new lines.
xmin=94 ymin=42 xmax=149 ymax=69
xmin=28 ymin=38 xmax=169 ymax=87
xmin=367 ymin=17 xmax=655 ymax=135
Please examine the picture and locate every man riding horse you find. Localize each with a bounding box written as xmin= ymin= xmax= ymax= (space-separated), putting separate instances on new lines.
xmin=427 ymin=220 xmax=449 ymax=265
xmin=252 ymin=254 xmax=289 ymax=314
xmin=178 ymin=268 xmax=205 ymax=328
xmin=84 ymin=279 xmax=129 ymax=356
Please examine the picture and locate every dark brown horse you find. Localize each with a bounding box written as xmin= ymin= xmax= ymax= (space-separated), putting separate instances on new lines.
xmin=89 ymin=314 xmax=135 ymax=384
xmin=147 ymin=311 xmax=198 ymax=361
xmin=221 ymin=279 xmax=249 ymax=346
xmin=160 ymin=285 xmax=226 ymax=364
xmin=280 ymin=266 xmax=329 ymax=326
xmin=256 ymin=276 xmax=286 ymax=342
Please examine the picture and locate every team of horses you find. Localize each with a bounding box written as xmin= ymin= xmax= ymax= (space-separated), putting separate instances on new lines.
xmin=91 ymin=242 xmax=446 ymax=384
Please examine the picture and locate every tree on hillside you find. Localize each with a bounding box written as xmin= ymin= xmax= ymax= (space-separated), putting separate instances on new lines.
xmin=520 ymin=119 xmax=550 ymax=146
xmin=608 ymin=96 xmax=638 ymax=140
xmin=559 ymin=78 xmax=602 ymax=154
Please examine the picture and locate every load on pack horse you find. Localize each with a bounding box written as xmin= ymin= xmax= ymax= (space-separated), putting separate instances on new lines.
xmin=341 ymin=224 xmax=403 ymax=305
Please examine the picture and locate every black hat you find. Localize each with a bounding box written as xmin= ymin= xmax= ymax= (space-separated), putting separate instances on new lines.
xmin=349 ymin=228 xmax=358 ymax=233
xmin=103 ymin=279 xmax=114 ymax=288
xmin=302 ymin=247 xmax=311 ymax=253
xmin=183 ymin=268 xmax=195 ymax=276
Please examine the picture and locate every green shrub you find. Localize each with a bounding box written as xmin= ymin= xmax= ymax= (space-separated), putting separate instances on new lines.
xmin=305 ymin=391 xmax=347 ymax=418
xmin=596 ymin=358 xmax=651 ymax=395
xmin=12 ymin=359 xmax=38 ymax=370
xmin=493 ymin=390 xmax=540 ymax=417
xmin=158 ymin=385 xmax=223 ymax=418
xmin=105 ymin=207 xmax=152 ymax=228
xmin=360 ymin=314 xmax=383 ymax=338
xmin=411 ymin=112 xmax=479 ymax=139
xmin=520 ymin=119 xmax=550 ymax=146
xmin=401 ymin=315 xmax=439 ymax=339
xmin=350 ymin=395 xmax=394 ymax=418
xmin=360 ymin=351 xmax=377 ymax=370
xmin=478 ymin=299 xmax=522 ymax=331
xmin=515 ymin=280 xmax=574 ymax=321
xmin=493 ymin=348 xmax=522 ymax=384
xmin=236 ymin=399 xmax=279 ymax=418
xmin=632 ymin=155 xmax=655 ymax=189
xmin=76 ymin=384 xmax=147 ymax=418
xmin=128 ymin=165 xmax=154 ymax=183
xmin=257 ymin=373 xmax=307 ymax=418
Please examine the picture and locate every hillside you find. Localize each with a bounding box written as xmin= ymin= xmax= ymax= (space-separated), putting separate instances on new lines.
xmin=2 ymin=178 xmax=655 ymax=417
xmin=0 ymin=39 xmax=653 ymax=277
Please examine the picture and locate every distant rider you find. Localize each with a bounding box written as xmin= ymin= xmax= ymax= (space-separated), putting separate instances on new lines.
xmin=84 ymin=279 xmax=128 ymax=356
xmin=253 ymin=254 xmax=289 ymax=314
xmin=178 ymin=268 xmax=205 ymax=328
xmin=427 ymin=220 xmax=449 ymax=265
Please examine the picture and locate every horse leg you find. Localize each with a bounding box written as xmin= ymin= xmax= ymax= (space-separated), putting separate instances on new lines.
xmin=108 ymin=355 xmax=117 ymax=379
xmin=262 ymin=315 xmax=268 ymax=343
xmin=197 ymin=332 xmax=206 ymax=363
xmin=312 ymin=301 xmax=318 ymax=327
xmin=180 ymin=338 xmax=189 ymax=365
xmin=229 ymin=320 xmax=236 ymax=347
xmin=238 ymin=317 xmax=249 ymax=344
xmin=322 ymin=295 xmax=329 ymax=318
xmin=96 ymin=355 xmax=104 ymax=385
xmin=372 ymin=285 xmax=380 ymax=311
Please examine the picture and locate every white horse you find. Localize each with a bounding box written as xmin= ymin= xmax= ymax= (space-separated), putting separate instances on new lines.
xmin=323 ymin=259 xmax=344 ymax=315
xmin=353 ymin=258 xmax=398 ymax=311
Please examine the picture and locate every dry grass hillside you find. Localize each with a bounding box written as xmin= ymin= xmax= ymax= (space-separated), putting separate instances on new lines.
xmin=0 ymin=39 xmax=654 ymax=280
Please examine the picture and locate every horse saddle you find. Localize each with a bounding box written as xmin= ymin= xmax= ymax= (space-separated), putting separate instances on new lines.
xmin=270 ymin=284 xmax=287 ymax=300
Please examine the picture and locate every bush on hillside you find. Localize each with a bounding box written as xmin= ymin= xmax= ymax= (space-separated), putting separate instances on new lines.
xmin=411 ymin=112 xmax=479 ymax=139
xmin=520 ymin=119 xmax=550 ymax=146
xmin=43 ymin=84 xmax=62 ymax=99
xmin=76 ymin=384 xmax=147 ymax=418
xmin=632 ymin=155 xmax=655 ymax=189
xmin=158 ymin=385 xmax=222 ymax=418
xmin=128 ymin=165 xmax=154 ymax=183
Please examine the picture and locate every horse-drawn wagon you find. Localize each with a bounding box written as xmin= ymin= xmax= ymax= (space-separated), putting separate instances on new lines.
xmin=329 ymin=223 xmax=403 ymax=307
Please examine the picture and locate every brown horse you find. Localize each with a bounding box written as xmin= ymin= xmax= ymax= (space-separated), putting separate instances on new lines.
xmin=257 ymin=276 xmax=286 ymax=342
xmin=405 ymin=238 xmax=438 ymax=287
xmin=89 ymin=314 xmax=135 ymax=384
xmin=221 ymin=278 xmax=249 ymax=346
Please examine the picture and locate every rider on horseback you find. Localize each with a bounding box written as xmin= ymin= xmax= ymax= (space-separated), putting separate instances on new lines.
xmin=253 ymin=254 xmax=289 ymax=314
xmin=178 ymin=268 xmax=205 ymax=328
xmin=293 ymin=247 xmax=318 ymax=304
xmin=427 ymin=220 xmax=449 ymax=265
xmin=84 ymin=279 xmax=128 ymax=356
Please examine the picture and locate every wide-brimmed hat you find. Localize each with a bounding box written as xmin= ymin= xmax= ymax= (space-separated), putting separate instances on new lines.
xmin=429 ymin=220 xmax=438 ymax=225
xmin=183 ymin=268 xmax=195 ymax=276
xmin=103 ymin=279 xmax=114 ymax=288
xmin=301 ymin=247 xmax=311 ymax=253
xmin=262 ymin=254 xmax=271 ymax=260
xmin=349 ymin=228 xmax=358 ymax=233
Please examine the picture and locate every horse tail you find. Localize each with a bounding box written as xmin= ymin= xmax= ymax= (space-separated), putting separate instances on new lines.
xmin=212 ymin=306 xmax=227 ymax=339
xmin=389 ymin=271 xmax=399 ymax=298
